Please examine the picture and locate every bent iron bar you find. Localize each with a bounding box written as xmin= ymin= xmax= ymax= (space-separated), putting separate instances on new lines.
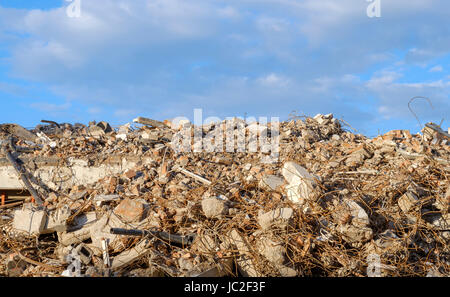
xmin=3 ymin=139 xmax=44 ymax=206
xmin=41 ymin=120 xmax=61 ymax=129
xmin=110 ymin=228 xmax=196 ymax=246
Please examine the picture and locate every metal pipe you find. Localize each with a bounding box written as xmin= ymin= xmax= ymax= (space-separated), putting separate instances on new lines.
xmin=110 ymin=228 xmax=196 ymax=246
xmin=41 ymin=120 xmax=61 ymax=128
xmin=4 ymin=149 xmax=44 ymax=206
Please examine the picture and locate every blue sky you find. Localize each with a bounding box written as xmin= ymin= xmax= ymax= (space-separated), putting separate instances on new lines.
xmin=0 ymin=0 xmax=449 ymax=136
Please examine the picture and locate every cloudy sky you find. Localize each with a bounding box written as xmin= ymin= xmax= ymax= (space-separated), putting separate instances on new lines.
xmin=0 ymin=0 xmax=449 ymax=136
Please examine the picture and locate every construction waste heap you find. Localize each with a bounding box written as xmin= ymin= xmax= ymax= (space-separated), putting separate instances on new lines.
xmin=0 ymin=114 xmax=448 ymax=277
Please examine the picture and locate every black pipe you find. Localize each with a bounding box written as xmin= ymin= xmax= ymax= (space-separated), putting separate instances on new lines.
xmin=110 ymin=228 xmax=196 ymax=246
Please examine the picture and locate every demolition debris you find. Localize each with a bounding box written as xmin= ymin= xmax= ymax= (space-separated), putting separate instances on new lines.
xmin=0 ymin=115 xmax=448 ymax=277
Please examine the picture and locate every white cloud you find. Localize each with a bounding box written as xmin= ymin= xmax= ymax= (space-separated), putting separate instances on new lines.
xmin=30 ymin=101 xmax=71 ymax=112
xmin=217 ymin=6 xmax=240 ymax=19
xmin=429 ymin=65 xmax=443 ymax=72
xmin=256 ymin=17 xmax=290 ymax=33
xmin=366 ymin=71 xmax=403 ymax=90
xmin=257 ymin=73 xmax=290 ymax=87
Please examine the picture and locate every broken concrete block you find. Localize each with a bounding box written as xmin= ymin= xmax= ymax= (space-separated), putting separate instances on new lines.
xmin=281 ymin=161 xmax=317 ymax=203
xmin=94 ymin=194 xmax=120 ymax=206
xmin=257 ymin=237 xmax=285 ymax=266
xmin=398 ymin=192 xmax=420 ymax=213
xmin=259 ymin=175 xmax=284 ymax=191
xmin=374 ymin=229 xmax=402 ymax=250
xmin=338 ymin=224 xmax=373 ymax=247
xmin=70 ymin=212 xmax=98 ymax=230
xmin=74 ymin=243 xmax=93 ymax=265
xmin=47 ymin=192 xmax=58 ymax=203
xmin=201 ymin=197 xmax=229 ymax=218
xmin=116 ymin=133 xmax=127 ymax=141
xmin=58 ymin=212 xmax=98 ymax=246
xmin=314 ymin=113 xmax=333 ymax=125
xmin=258 ymin=208 xmax=293 ymax=230
xmin=229 ymin=229 xmax=260 ymax=277
xmin=89 ymin=125 xmax=105 ymax=138
xmin=43 ymin=205 xmax=71 ymax=233
xmin=55 ymin=245 xmax=73 ymax=264
xmin=96 ymin=121 xmax=113 ymax=133
xmin=342 ymin=198 xmax=370 ymax=227
xmin=58 ymin=228 xmax=92 ymax=247
xmin=61 ymin=249 xmax=82 ymax=277
xmin=113 ymin=198 xmax=145 ymax=223
xmin=69 ymin=190 xmax=88 ymax=201
xmin=2 ymin=123 xmax=38 ymax=142
xmin=178 ymin=257 xmax=195 ymax=272
xmin=12 ymin=204 xmax=47 ymax=235
xmin=278 ymin=266 xmax=297 ymax=277
xmin=192 ymin=234 xmax=218 ymax=254
xmin=118 ymin=123 xmax=131 ymax=134
xmin=345 ymin=153 xmax=365 ymax=166
xmin=141 ymin=130 xmax=160 ymax=140
xmin=89 ymin=212 xmax=129 ymax=253
xmin=110 ymin=239 xmax=151 ymax=270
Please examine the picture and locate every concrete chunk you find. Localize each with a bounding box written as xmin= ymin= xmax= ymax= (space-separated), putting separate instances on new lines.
xmin=257 ymin=237 xmax=285 ymax=266
xmin=58 ymin=212 xmax=98 ymax=246
xmin=192 ymin=234 xmax=219 ymax=254
xmin=278 ymin=265 xmax=297 ymax=277
xmin=74 ymin=243 xmax=93 ymax=265
xmin=89 ymin=212 xmax=128 ymax=253
xmin=258 ymin=208 xmax=293 ymax=230
xmin=12 ymin=204 xmax=47 ymax=235
xmin=282 ymin=162 xmax=317 ymax=203
xmin=43 ymin=205 xmax=71 ymax=233
xmin=229 ymin=229 xmax=260 ymax=277
xmin=338 ymin=224 xmax=373 ymax=247
xmin=201 ymin=197 xmax=229 ymax=218
xmin=342 ymin=198 xmax=370 ymax=227
xmin=113 ymin=198 xmax=145 ymax=223
xmin=94 ymin=194 xmax=120 ymax=206
xmin=96 ymin=121 xmax=113 ymax=133
xmin=110 ymin=239 xmax=151 ymax=270
xmin=398 ymin=192 xmax=419 ymax=213
xmin=259 ymin=175 xmax=284 ymax=191
xmin=89 ymin=125 xmax=105 ymax=138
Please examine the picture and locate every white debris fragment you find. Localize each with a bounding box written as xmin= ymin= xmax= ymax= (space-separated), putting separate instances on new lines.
xmin=282 ymin=161 xmax=318 ymax=203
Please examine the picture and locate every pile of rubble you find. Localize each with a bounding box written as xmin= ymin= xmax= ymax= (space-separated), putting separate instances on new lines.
xmin=0 ymin=114 xmax=448 ymax=277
